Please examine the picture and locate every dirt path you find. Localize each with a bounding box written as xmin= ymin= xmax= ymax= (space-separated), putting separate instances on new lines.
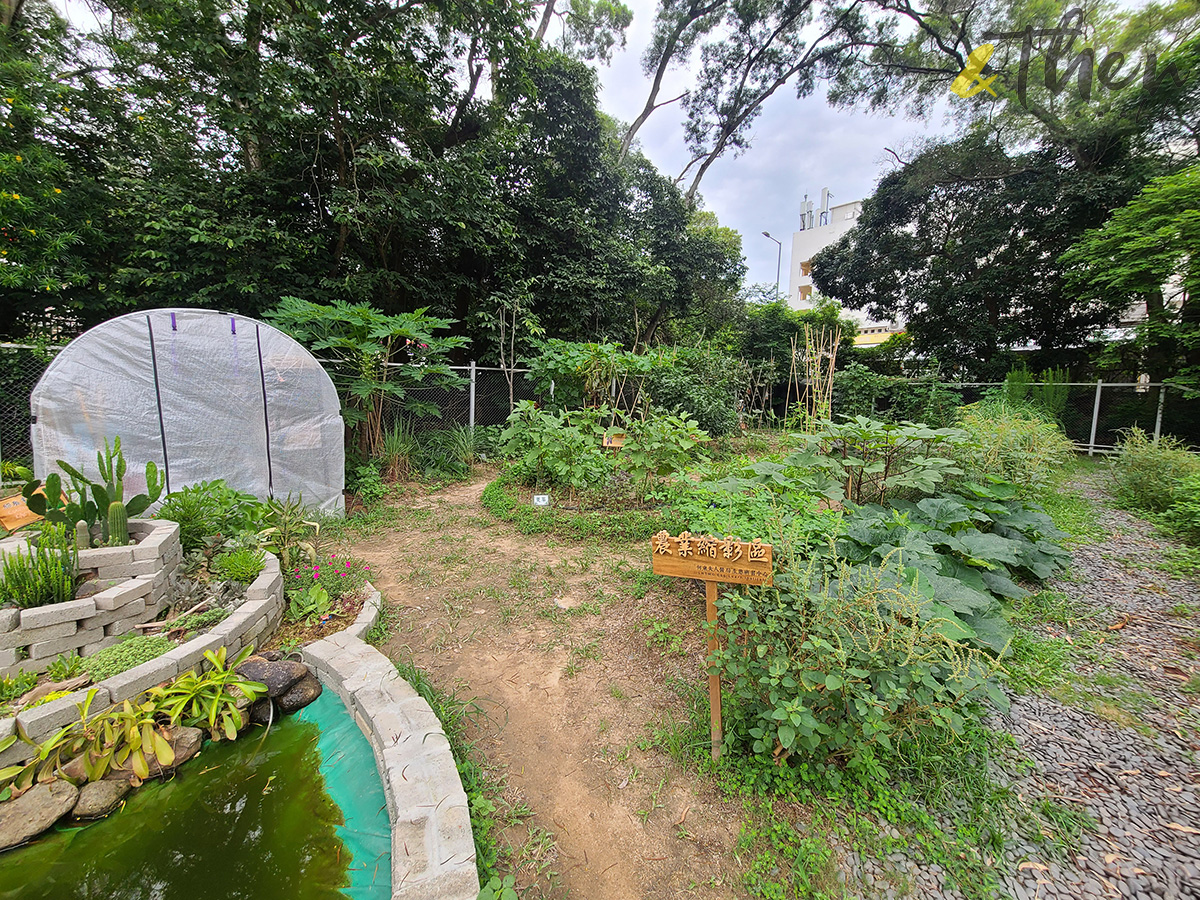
xmin=350 ymin=474 xmax=745 ymax=899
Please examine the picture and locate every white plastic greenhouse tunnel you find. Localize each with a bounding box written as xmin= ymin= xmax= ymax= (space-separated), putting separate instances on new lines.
xmin=30 ymin=308 xmax=345 ymax=514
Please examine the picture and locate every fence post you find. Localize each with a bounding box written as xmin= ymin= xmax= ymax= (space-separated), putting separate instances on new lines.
xmin=1088 ymin=379 xmax=1103 ymax=456
xmin=550 ymin=379 xmax=555 ymax=401
xmin=1154 ymin=384 xmax=1166 ymax=443
xmin=468 ymin=360 xmax=476 ymax=429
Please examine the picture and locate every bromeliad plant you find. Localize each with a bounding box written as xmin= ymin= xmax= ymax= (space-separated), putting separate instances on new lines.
xmin=146 ymin=647 xmax=267 ymax=741
xmin=0 ymin=648 xmax=267 ymax=794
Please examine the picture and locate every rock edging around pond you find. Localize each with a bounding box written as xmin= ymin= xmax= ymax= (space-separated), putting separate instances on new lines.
xmin=302 ymin=587 xmax=479 ymax=900
xmin=0 ymin=551 xmax=285 ymax=769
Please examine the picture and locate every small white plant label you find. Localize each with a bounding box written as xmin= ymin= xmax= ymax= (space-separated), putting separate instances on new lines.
xmin=532 ymin=494 xmax=551 ymax=508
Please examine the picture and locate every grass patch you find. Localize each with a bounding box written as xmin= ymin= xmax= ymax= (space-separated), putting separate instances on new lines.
xmin=481 ymin=469 xmax=674 ymax=543
xmin=391 ymin=654 xmax=514 ymax=883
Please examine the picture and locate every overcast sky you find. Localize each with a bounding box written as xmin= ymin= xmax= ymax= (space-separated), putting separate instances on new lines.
xmin=592 ymin=1 xmax=955 ymax=295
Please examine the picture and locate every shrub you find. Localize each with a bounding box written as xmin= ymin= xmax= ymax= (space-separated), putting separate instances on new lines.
xmin=952 ymin=399 xmax=1076 ymax=491
xmin=156 ymin=480 xmax=265 ymax=552
xmin=500 ymin=401 xmax=612 ymax=496
xmin=1159 ymin=473 xmax=1200 ymax=544
xmin=715 ymin=558 xmax=1006 ymax=775
xmin=82 ymin=635 xmax=174 ymax=683
xmin=210 ymin=548 xmax=266 ymax=584
xmin=1111 ymin=427 xmax=1200 ymax=513
xmin=643 ymin=346 xmax=740 ymax=437
xmin=0 ymin=525 xmax=77 ymax=608
xmin=347 ymin=462 xmax=388 ymax=506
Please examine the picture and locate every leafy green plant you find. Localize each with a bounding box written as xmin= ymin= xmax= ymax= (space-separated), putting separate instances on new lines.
xmin=146 ymin=646 xmax=267 ymax=741
xmin=1159 ymin=473 xmax=1200 ymax=545
xmin=500 ymin=401 xmax=612 ymax=498
xmin=156 ymin=480 xmax=266 ymax=553
xmin=267 ymin=297 xmax=468 ymax=458
xmin=348 ymin=463 xmax=388 ymax=506
xmin=747 ymin=417 xmax=966 ymax=505
xmin=46 ymin=653 xmax=85 ymax=681
xmin=258 ymin=493 xmax=320 ymax=570
xmin=285 ymin=583 xmax=332 ymax=625
xmin=81 ymin=635 xmax=174 ymax=683
xmin=715 ymin=557 xmax=1007 ymax=777
xmin=0 ymin=671 xmax=37 ymax=706
xmin=952 ymin=399 xmax=1076 ymax=492
xmin=0 ymin=525 xmax=77 ymax=608
xmin=477 ymin=875 xmax=519 ymax=900
xmin=622 ymin=413 xmax=708 ymax=500
xmin=422 ymin=425 xmax=477 ymax=479
xmin=210 ymin=547 xmax=265 ymax=584
xmin=1111 ymin=427 xmax=1200 ymax=513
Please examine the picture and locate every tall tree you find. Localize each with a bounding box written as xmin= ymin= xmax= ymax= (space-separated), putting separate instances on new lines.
xmin=811 ymin=131 xmax=1134 ymax=377
xmin=1062 ymin=163 xmax=1200 ymax=384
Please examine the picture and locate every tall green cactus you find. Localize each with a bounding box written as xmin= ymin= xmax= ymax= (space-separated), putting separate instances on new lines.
xmin=27 ymin=436 xmax=162 ymax=545
xmin=107 ymin=500 xmax=129 ymax=547
xmin=23 ymin=472 xmax=99 ymax=546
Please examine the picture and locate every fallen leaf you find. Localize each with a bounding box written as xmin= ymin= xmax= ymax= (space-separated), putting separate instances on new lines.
xmin=1167 ymin=785 xmax=1183 ymax=793
xmin=1167 ymin=823 xmax=1200 ymax=835
xmin=1163 ymin=665 xmax=1192 ymax=681
xmin=1104 ymin=853 xmax=1128 ymax=864
xmin=1108 ymin=614 xmax=1130 ymax=631
xmin=1019 ymin=861 xmax=1049 ymax=872
xmin=618 ymin=778 xmax=628 ymax=790
xmin=1117 ymin=769 xmax=1142 ymax=776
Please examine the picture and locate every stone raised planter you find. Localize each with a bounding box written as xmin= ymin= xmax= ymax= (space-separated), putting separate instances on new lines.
xmin=0 ymin=519 xmax=182 ymax=675
xmin=0 ymin=545 xmax=285 ymax=768
xmin=302 ymin=587 xmax=479 ymax=900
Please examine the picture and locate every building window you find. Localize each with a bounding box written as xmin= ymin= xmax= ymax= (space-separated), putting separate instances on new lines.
xmin=800 ymin=261 xmax=812 ymax=277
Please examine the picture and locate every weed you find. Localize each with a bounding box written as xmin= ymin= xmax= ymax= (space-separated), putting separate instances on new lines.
xmin=642 ymin=616 xmax=687 ymax=656
xmin=609 ymin=683 xmax=627 ymax=701
xmin=365 ymin=602 xmax=402 ymax=646
xmin=1169 ymin=603 xmax=1197 ymax=618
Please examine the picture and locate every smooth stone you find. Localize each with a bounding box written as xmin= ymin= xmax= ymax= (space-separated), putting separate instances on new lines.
xmin=275 ymin=674 xmax=322 ymax=715
xmin=234 ymin=657 xmax=308 ymax=698
xmin=72 ymin=779 xmax=132 ymax=819
xmin=0 ymin=780 xmax=79 ymax=850
xmin=249 ymin=698 xmax=275 ymax=726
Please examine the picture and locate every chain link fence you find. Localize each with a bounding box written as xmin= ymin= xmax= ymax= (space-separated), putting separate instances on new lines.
xmin=5 ymin=346 xmax=1200 ymax=474
xmin=0 ymin=344 xmax=61 ymax=475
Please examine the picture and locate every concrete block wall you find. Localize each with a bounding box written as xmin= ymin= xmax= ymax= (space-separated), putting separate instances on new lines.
xmin=302 ymin=588 xmax=480 ymax=900
xmin=0 ymin=520 xmax=181 ymax=678
xmin=0 ymin=553 xmax=285 ymax=768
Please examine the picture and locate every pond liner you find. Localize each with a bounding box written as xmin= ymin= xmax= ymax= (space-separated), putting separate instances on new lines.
xmin=295 ymin=688 xmax=392 ymax=899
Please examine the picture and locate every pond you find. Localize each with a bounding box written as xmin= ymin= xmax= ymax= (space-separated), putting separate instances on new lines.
xmin=0 ymin=689 xmax=391 ymax=900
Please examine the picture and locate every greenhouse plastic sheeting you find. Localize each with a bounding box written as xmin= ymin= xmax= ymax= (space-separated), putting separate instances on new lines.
xmin=31 ymin=309 xmax=344 ymax=514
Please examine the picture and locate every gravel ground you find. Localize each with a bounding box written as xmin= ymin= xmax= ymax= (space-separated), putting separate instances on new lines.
xmin=847 ymin=474 xmax=1200 ymax=900
xmin=995 ymin=478 xmax=1199 ymax=900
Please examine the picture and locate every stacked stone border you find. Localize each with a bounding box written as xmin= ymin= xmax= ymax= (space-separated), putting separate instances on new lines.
xmin=302 ymin=588 xmax=479 ymax=900
xmin=0 ymin=519 xmax=184 ymax=676
xmin=0 ymin=545 xmax=285 ymax=768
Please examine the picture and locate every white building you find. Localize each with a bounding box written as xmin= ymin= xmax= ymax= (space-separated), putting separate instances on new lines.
xmin=787 ymin=192 xmax=902 ymax=347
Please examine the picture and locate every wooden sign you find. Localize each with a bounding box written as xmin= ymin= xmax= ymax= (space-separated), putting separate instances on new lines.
xmin=650 ymin=531 xmax=772 ymax=760
xmin=601 ymin=432 xmax=626 ymax=448
xmin=0 ymin=491 xmax=42 ymax=532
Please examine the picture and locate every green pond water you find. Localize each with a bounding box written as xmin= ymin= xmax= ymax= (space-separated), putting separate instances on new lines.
xmin=0 ymin=690 xmax=391 ymax=900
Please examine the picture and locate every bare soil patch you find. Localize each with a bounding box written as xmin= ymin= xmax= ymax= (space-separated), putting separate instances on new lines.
xmin=347 ymin=473 xmax=748 ymax=899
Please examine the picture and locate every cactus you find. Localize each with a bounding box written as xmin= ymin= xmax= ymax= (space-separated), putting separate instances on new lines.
xmin=74 ymin=520 xmax=91 ymax=550
xmin=107 ymin=500 xmax=129 ymax=547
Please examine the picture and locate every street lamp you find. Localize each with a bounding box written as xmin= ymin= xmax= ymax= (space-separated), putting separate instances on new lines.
xmin=762 ymin=231 xmax=782 ymax=301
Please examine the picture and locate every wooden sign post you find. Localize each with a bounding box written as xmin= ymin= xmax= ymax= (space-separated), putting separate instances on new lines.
xmin=601 ymin=432 xmax=626 ymax=448
xmin=650 ymin=531 xmax=772 ymax=761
